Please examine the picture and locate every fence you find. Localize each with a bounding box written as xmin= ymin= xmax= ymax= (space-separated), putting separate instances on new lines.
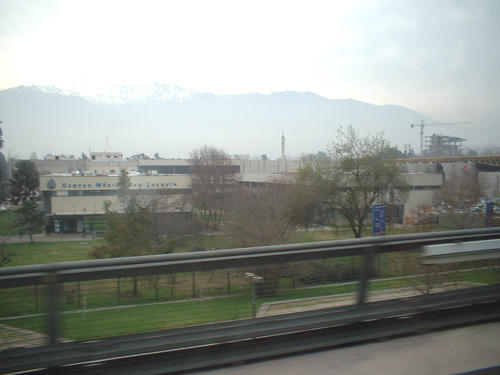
xmin=1 ymin=228 xmax=500 ymax=373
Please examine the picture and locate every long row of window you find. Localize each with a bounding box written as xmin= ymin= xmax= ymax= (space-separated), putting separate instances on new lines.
xmin=51 ymin=189 xmax=192 ymax=197
xmin=411 ymin=185 xmax=441 ymax=190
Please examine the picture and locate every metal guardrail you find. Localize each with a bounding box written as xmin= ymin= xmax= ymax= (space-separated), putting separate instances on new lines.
xmin=2 ymin=228 xmax=500 ymax=284
xmin=421 ymin=238 xmax=500 ymax=264
xmin=1 ymin=227 xmax=500 ymax=374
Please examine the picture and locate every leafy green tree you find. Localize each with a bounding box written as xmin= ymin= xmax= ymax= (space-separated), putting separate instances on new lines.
xmin=0 ymin=125 xmax=14 ymax=263
xmin=0 ymin=153 xmax=9 ymax=205
xmin=289 ymin=152 xmax=335 ymax=229
xmin=14 ymin=200 xmax=45 ymax=243
xmin=0 ymin=126 xmax=8 ymax=206
xmin=288 ymin=184 xmax=321 ymax=230
xmin=9 ymin=160 xmax=40 ymax=205
xmin=294 ymin=125 xmax=409 ymax=238
xmin=9 ymin=160 xmax=45 ymax=242
xmin=91 ymin=199 xmax=155 ymax=257
xmin=90 ymin=170 xmax=173 ymax=295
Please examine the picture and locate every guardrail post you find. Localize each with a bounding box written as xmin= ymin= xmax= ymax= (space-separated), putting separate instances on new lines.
xmin=245 ymin=273 xmax=263 ymax=318
xmin=357 ymin=249 xmax=375 ymax=305
xmin=43 ymin=273 xmax=59 ymax=345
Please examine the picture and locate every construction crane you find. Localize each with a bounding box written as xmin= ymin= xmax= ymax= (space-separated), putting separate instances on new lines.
xmin=410 ymin=120 xmax=472 ymax=155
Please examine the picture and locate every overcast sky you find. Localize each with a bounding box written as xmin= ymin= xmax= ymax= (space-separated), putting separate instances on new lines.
xmin=1 ymin=0 xmax=499 ymax=129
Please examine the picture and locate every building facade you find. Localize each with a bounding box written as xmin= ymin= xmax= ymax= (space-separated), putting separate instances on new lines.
xmin=23 ymin=152 xmax=500 ymax=234
xmin=40 ymin=173 xmax=191 ymax=234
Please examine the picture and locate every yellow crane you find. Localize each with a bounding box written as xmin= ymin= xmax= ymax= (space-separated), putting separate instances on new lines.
xmin=410 ymin=120 xmax=472 ymax=155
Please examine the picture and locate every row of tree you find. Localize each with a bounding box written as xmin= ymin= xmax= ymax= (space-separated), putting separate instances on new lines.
xmin=190 ymin=126 xmax=410 ymax=242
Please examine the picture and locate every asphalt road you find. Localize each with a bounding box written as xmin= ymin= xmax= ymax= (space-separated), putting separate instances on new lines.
xmin=190 ymin=322 xmax=500 ymax=375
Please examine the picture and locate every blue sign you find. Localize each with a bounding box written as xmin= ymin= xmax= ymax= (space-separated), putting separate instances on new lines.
xmin=46 ymin=178 xmax=56 ymax=189
xmin=486 ymin=202 xmax=494 ymax=228
xmin=372 ymin=203 xmax=386 ymax=236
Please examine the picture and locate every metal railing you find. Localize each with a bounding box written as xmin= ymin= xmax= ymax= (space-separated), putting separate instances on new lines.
xmin=1 ymin=228 xmax=500 ymax=374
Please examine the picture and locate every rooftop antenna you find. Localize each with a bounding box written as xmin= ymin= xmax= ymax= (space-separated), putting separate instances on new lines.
xmin=281 ymin=131 xmax=286 ymax=161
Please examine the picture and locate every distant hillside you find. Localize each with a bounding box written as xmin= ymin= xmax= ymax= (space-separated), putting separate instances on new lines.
xmin=1 ymin=84 xmax=491 ymax=159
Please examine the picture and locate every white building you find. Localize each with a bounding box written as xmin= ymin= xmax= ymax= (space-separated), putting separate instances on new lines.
xmin=40 ymin=173 xmax=191 ymax=234
xmin=31 ymin=153 xmax=500 ymax=234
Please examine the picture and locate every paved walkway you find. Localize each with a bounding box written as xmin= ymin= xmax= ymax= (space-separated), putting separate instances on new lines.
xmin=191 ymin=322 xmax=500 ymax=375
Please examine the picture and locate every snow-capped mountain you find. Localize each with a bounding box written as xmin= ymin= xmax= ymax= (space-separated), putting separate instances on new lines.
xmin=37 ymin=82 xmax=196 ymax=105
xmin=1 ymin=83 xmax=493 ymax=160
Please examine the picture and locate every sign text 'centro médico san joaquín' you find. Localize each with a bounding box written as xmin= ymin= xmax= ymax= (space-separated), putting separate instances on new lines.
xmin=59 ymin=181 xmax=178 ymax=189
xmin=41 ymin=176 xmax=190 ymax=191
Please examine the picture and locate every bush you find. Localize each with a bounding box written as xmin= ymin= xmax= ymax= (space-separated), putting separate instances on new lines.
xmin=297 ymin=260 xmax=378 ymax=284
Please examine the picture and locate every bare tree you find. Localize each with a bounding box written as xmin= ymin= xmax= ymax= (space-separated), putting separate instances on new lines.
xmin=437 ymin=170 xmax=488 ymax=229
xmin=295 ymin=126 xmax=410 ymax=238
xmin=466 ymin=145 xmax=500 ymax=156
xmin=227 ymin=178 xmax=294 ymax=247
xmin=139 ymin=192 xmax=201 ymax=246
xmin=227 ymin=177 xmax=296 ymax=296
xmin=190 ymin=146 xmax=239 ymax=230
xmin=398 ymin=252 xmax=460 ymax=295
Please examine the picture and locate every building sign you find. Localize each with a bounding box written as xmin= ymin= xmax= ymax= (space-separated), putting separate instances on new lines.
xmin=372 ymin=203 xmax=386 ymax=236
xmin=40 ymin=175 xmax=190 ymax=191
xmin=59 ymin=181 xmax=178 ymax=189
xmin=47 ymin=178 xmax=56 ymax=189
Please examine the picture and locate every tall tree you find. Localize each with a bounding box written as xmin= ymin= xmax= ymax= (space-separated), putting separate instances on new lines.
xmin=0 ymin=153 xmax=9 ymax=205
xmin=14 ymin=200 xmax=45 ymax=243
xmin=0 ymin=126 xmax=8 ymax=206
xmin=190 ymin=146 xmax=238 ymax=230
xmin=9 ymin=160 xmax=45 ymax=242
xmin=227 ymin=178 xmax=295 ymax=296
xmin=289 ymin=152 xmax=335 ymax=229
xmin=0 ymin=124 xmax=14 ymax=263
xmin=139 ymin=192 xmax=199 ymax=246
xmin=227 ymin=178 xmax=294 ymax=247
xmin=91 ymin=171 xmax=153 ymax=259
xmin=294 ymin=125 xmax=410 ymax=238
xmin=90 ymin=170 xmax=173 ymax=295
xmin=9 ymin=160 xmax=40 ymax=205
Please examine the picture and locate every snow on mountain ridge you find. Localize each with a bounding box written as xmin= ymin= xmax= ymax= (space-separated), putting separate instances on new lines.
xmin=90 ymin=83 xmax=194 ymax=104
xmin=26 ymin=83 xmax=195 ymax=104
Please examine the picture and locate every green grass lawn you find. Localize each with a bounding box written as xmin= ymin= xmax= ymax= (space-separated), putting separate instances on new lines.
xmin=4 ymin=240 xmax=105 ymax=267
xmin=3 ymin=268 xmax=496 ymax=341
xmin=0 ymin=209 xmax=19 ymax=236
xmin=1 ymin=223 xmax=458 ymax=268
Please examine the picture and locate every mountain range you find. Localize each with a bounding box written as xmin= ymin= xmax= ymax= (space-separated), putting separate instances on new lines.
xmin=0 ymin=83 xmax=496 ymax=160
